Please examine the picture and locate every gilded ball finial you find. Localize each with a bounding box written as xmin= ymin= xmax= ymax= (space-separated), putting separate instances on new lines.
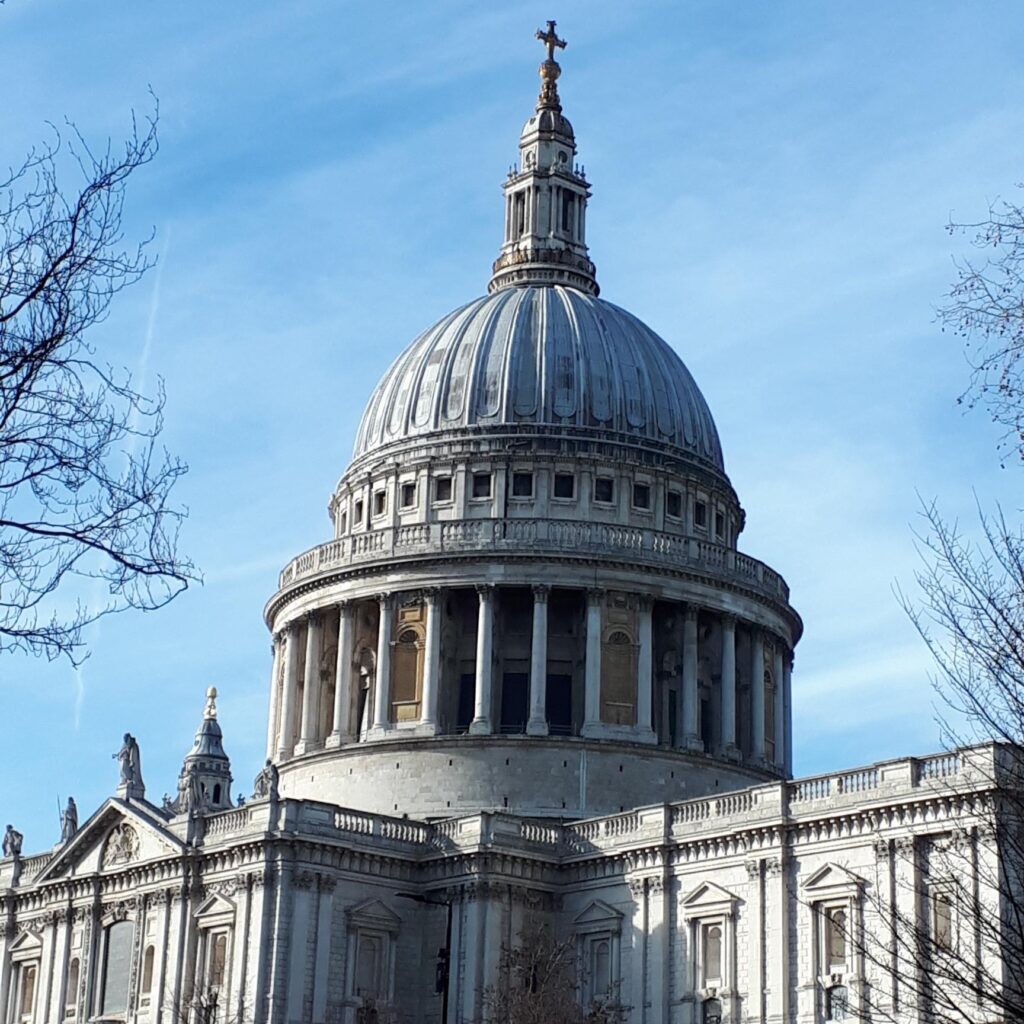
xmin=535 ymin=20 xmax=567 ymax=111
xmin=204 ymin=687 xmax=218 ymax=719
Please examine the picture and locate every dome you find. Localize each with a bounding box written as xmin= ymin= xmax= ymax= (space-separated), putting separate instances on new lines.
xmin=353 ymin=285 xmax=725 ymax=471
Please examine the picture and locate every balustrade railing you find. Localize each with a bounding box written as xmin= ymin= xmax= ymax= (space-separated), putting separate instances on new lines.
xmin=277 ymin=517 xmax=790 ymax=601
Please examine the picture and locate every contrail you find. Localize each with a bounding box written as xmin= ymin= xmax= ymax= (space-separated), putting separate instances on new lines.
xmin=72 ymin=228 xmax=172 ymax=730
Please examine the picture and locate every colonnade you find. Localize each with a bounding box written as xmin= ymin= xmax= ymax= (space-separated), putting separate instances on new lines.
xmin=266 ymin=585 xmax=793 ymax=776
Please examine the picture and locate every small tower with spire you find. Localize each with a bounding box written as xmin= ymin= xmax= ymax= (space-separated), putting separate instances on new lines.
xmin=175 ymin=688 xmax=233 ymax=814
xmin=489 ymin=21 xmax=598 ymax=296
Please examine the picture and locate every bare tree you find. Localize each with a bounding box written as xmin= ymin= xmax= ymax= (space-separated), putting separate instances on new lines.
xmin=0 ymin=103 xmax=196 ymax=664
xmin=484 ymin=919 xmax=625 ymax=1024
xmin=940 ymin=193 xmax=1024 ymax=467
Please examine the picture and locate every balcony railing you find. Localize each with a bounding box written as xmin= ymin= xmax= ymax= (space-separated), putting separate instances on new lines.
xmin=277 ymin=517 xmax=790 ymax=602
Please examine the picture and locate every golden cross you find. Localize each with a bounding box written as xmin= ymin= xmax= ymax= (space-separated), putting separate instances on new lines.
xmin=536 ymin=20 xmax=566 ymax=63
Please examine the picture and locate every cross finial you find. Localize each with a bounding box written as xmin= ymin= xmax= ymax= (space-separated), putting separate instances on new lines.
xmin=536 ymin=20 xmax=566 ymax=63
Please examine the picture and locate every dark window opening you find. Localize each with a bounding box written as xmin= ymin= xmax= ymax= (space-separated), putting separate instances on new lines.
xmin=353 ymin=500 xmax=364 ymax=524
xmin=373 ymin=490 xmax=386 ymax=516
xmin=594 ymin=477 xmax=615 ymax=503
xmin=456 ymin=674 xmax=475 ymax=733
xmin=472 ymin=472 xmax=492 ymax=499
xmin=553 ymin=473 xmax=575 ymax=499
xmin=434 ymin=476 xmax=452 ymax=503
xmin=500 ymin=673 xmax=528 ymax=734
xmin=400 ymin=483 xmax=416 ymax=508
xmin=715 ymin=511 xmax=725 ymax=537
xmin=633 ymin=483 xmax=651 ymax=509
xmin=546 ymin=674 xmax=573 ymax=735
xmin=666 ymin=490 xmax=683 ymax=518
xmin=512 ymin=472 xmax=533 ymax=497
xmin=694 ymin=500 xmax=707 ymax=528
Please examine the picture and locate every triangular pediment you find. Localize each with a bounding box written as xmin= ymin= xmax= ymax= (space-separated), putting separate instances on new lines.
xmin=9 ymin=930 xmax=42 ymax=954
xmin=682 ymin=880 xmax=739 ymax=908
xmin=195 ymin=892 xmax=237 ymax=928
xmin=801 ymin=862 xmax=865 ymax=895
xmin=574 ymin=899 xmax=623 ymax=929
xmin=35 ymin=799 xmax=184 ymax=884
xmin=348 ymin=898 xmax=401 ymax=933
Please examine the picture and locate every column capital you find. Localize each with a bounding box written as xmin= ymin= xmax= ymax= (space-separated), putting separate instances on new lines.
xmin=637 ymin=593 xmax=654 ymax=612
xmin=586 ymin=587 xmax=605 ymax=604
xmin=683 ymin=603 xmax=699 ymax=624
xmin=532 ymin=583 xmax=551 ymax=602
xmin=305 ymin=609 xmax=320 ymax=625
xmin=720 ymin=612 xmax=737 ymax=628
xmin=421 ymin=586 xmax=442 ymax=605
xmin=336 ymin=599 xmax=353 ymax=613
xmin=749 ymin=623 xmax=763 ymax=642
xmin=376 ymin=592 xmax=396 ymax=610
xmin=272 ymin=630 xmax=285 ymax=646
xmin=475 ymin=583 xmax=495 ymax=599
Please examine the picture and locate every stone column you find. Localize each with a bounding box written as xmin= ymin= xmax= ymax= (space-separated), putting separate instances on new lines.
xmin=469 ymin=585 xmax=494 ymax=734
xmin=264 ymin=633 xmax=283 ymax=761
xmin=682 ymin=605 xmax=701 ymax=750
xmin=371 ymin=594 xmax=394 ymax=732
xmin=582 ymin=588 xmax=603 ymax=735
xmin=277 ymin=624 xmax=300 ymax=759
xmin=420 ymin=589 xmax=441 ymax=733
xmin=327 ymin=602 xmax=354 ymax=746
xmin=527 ymin=585 xmax=550 ymax=736
xmin=773 ymin=643 xmax=786 ymax=770
xmin=750 ymin=627 xmax=766 ymax=762
xmin=295 ymin=612 xmax=322 ymax=754
xmin=635 ymin=596 xmax=656 ymax=743
xmin=783 ymin=652 xmax=794 ymax=776
xmin=720 ymin=614 xmax=739 ymax=759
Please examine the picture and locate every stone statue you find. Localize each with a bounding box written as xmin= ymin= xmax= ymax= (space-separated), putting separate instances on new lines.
xmin=114 ymin=733 xmax=143 ymax=787
xmin=60 ymin=797 xmax=78 ymax=843
xmin=252 ymin=759 xmax=279 ymax=801
xmin=3 ymin=825 xmax=23 ymax=858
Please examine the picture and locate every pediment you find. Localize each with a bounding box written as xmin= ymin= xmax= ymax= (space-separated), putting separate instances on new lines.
xmin=681 ymin=880 xmax=740 ymax=919
xmin=348 ymin=898 xmax=401 ymax=934
xmin=9 ymin=930 xmax=42 ymax=954
xmin=801 ymin=863 xmax=865 ymax=896
xmin=35 ymin=799 xmax=184 ymax=884
xmin=574 ymin=899 xmax=623 ymax=931
xmin=195 ymin=892 xmax=237 ymax=928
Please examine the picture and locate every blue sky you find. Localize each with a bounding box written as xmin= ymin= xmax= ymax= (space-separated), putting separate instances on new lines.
xmin=2 ymin=1 xmax=1022 ymax=849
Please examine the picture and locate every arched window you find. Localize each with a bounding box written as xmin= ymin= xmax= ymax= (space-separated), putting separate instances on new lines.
xmin=391 ymin=626 xmax=424 ymax=722
xmin=207 ymin=932 xmax=229 ymax=991
xmin=591 ymin=939 xmax=611 ymax=996
xmin=18 ymin=964 xmax=37 ymax=1021
xmin=141 ymin=946 xmax=155 ymax=996
xmin=601 ymin=628 xmax=637 ymax=726
xmin=100 ymin=921 xmax=134 ymax=1017
xmin=826 ymin=907 xmax=847 ymax=970
xmin=65 ymin=957 xmax=80 ymax=1017
xmin=703 ymin=924 xmax=723 ymax=983
xmin=827 ymin=984 xmax=849 ymax=1021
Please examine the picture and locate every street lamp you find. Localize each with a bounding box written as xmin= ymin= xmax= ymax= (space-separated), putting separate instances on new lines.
xmin=395 ymin=891 xmax=453 ymax=1024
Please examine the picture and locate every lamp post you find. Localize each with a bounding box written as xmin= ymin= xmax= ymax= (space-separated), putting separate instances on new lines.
xmin=395 ymin=891 xmax=453 ymax=1024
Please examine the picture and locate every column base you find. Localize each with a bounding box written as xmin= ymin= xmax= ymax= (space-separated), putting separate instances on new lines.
xmin=634 ymin=727 xmax=658 ymax=746
xmin=324 ymin=732 xmax=348 ymax=749
xmin=683 ymin=735 xmax=705 ymax=753
xmin=292 ymin=739 xmax=322 ymax=756
xmin=721 ymin=743 xmax=741 ymax=762
xmin=580 ymin=720 xmax=604 ymax=739
xmin=413 ymin=720 xmax=439 ymax=737
xmin=364 ymin=725 xmax=393 ymax=742
xmin=469 ymin=718 xmax=492 ymax=736
xmin=526 ymin=718 xmax=549 ymax=736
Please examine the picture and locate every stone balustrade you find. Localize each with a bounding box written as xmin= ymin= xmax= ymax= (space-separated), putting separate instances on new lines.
xmin=276 ymin=517 xmax=790 ymax=603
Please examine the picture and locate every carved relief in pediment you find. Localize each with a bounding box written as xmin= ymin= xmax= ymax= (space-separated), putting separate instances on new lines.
xmin=101 ymin=824 xmax=140 ymax=869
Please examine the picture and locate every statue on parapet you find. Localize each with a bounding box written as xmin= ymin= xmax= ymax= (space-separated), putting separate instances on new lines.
xmin=252 ymin=759 xmax=279 ymax=801
xmin=113 ymin=733 xmax=145 ymax=799
xmin=3 ymin=825 xmax=23 ymax=859
xmin=60 ymin=797 xmax=78 ymax=843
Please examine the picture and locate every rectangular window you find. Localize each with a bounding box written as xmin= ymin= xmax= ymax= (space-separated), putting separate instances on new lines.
xmin=339 ymin=511 xmax=348 ymax=534
xmin=373 ymin=490 xmax=387 ymax=517
xmin=932 ymin=890 xmax=953 ymax=950
xmin=400 ymin=482 xmax=416 ymax=508
xmin=511 ymin=471 xmax=533 ymax=497
xmin=207 ymin=932 xmax=229 ymax=991
xmin=665 ymin=490 xmax=682 ymax=518
xmin=824 ymin=906 xmax=848 ymax=971
xmin=715 ymin=510 xmax=725 ymax=537
xmin=701 ymin=922 xmax=723 ymax=986
xmin=434 ymin=476 xmax=452 ymax=503
xmin=632 ymin=482 xmax=651 ymax=510
xmin=101 ymin=921 xmax=134 ymax=1017
xmin=472 ymin=472 xmax=492 ymax=499
xmin=694 ymin=500 xmax=707 ymax=528
xmin=594 ymin=476 xmax=615 ymax=503
xmin=353 ymin=499 xmax=364 ymax=525
xmin=553 ymin=473 xmax=575 ymax=499
xmin=19 ymin=964 xmax=37 ymax=1020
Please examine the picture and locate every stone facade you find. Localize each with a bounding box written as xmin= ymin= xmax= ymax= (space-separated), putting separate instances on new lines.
xmin=0 ymin=25 xmax=1012 ymax=1024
